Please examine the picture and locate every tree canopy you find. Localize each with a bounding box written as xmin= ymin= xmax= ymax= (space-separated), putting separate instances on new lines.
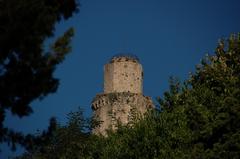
xmin=0 ymin=0 xmax=79 ymax=151
xmin=17 ymin=34 xmax=240 ymax=159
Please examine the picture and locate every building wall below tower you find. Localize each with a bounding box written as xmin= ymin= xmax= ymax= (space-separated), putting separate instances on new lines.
xmin=92 ymin=92 xmax=153 ymax=135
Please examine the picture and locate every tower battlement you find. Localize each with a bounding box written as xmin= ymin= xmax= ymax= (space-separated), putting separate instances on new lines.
xmin=92 ymin=92 xmax=152 ymax=110
xmin=109 ymin=54 xmax=140 ymax=63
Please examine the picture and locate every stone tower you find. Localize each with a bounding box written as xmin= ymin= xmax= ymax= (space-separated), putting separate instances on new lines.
xmin=92 ymin=54 xmax=153 ymax=135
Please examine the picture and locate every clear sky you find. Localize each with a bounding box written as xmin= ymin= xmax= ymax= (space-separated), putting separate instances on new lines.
xmin=2 ymin=0 xmax=240 ymax=158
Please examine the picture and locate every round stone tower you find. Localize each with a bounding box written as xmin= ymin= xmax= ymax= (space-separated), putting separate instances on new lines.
xmin=92 ymin=54 xmax=153 ymax=135
xmin=104 ymin=55 xmax=143 ymax=94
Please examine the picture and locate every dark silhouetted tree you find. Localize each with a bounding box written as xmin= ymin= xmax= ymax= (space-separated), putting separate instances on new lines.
xmin=0 ymin=0 xmax=79 ymax=151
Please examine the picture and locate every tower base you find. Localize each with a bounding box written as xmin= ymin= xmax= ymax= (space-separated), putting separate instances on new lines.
xmin=92 ymin=92 xmax=153 ymax=135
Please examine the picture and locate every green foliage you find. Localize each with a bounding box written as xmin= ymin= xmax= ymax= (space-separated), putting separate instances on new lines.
xmin=0 ymin=0 xmax=79 ymax=151
xmin=162 ymin=34 xmax=240 ymax=158
xmin=16 ymin=108 xmax=91 ymax=159
xmin=17 ymin=34 xmax=240 ymax=158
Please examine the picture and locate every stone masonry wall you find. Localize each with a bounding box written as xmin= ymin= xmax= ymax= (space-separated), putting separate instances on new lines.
xmin=104 ymin=57 xmax=143 ymax=94
xmin=92 ymin=92 xmax=153 ymax=135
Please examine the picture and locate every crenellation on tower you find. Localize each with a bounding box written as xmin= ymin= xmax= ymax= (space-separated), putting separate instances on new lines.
xmin=92 ymin=54 xmax=154 ymax=135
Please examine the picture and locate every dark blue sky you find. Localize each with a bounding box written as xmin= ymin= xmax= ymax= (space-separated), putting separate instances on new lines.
xmin=2 ymin=0 xmax=240 ymax=158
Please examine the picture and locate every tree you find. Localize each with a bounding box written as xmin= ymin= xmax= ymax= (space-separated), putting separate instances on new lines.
xmin=16 ymin=108 xmax=92 ymax=159
xmin=184 ymin=34 xmax=240 ymax=158
xmin=0 ymin=0 xmax=79 ymax=150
